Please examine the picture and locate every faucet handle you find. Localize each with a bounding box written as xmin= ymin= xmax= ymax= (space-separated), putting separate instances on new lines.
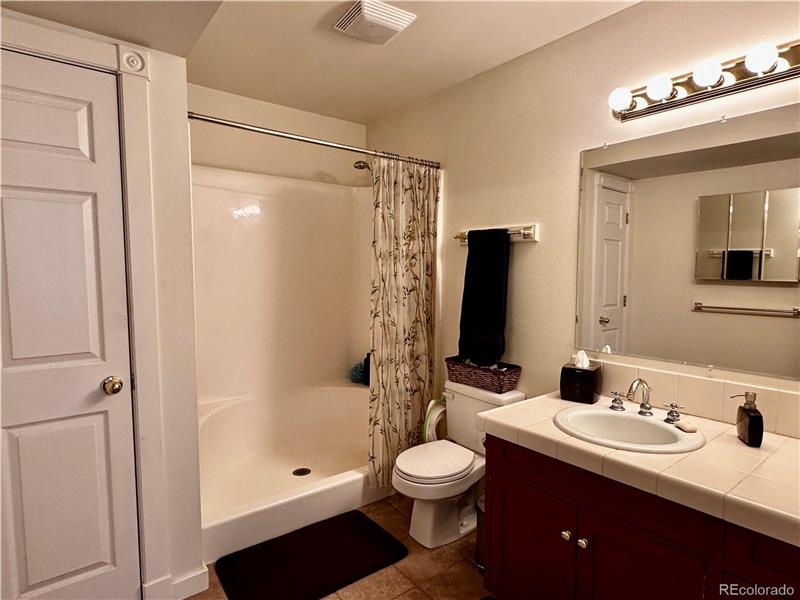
xmin=610 ymin=391 xmax=625 ymax=411
xmin=663 ymin=402 xmax=685 ymax=424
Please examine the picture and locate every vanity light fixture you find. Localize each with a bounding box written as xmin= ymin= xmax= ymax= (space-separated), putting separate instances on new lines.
xmin=608 ymin=40 xmax=800 ymax=121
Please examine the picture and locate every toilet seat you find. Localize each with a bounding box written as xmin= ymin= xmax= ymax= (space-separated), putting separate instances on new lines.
xmin=394 ymin=440 xmax=475 ymax=484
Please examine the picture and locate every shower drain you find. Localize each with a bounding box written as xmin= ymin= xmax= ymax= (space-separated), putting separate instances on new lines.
xmin=292 ymin=467 xmax=311 ymax=477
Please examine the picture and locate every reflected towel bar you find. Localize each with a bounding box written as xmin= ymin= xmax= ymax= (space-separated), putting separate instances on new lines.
xmin=692 ymin=301 xmax=800 ymax=318
xmin=454 ymin=224 xmax=539 ymax=244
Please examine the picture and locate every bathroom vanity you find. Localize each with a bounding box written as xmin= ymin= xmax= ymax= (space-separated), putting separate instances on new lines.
xmin=479 ymin=396 xmax=800 ymax=600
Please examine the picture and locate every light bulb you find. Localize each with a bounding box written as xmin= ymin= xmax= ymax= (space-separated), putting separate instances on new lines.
xmin=721 ymin=71 xmax=737 ymax=86
xmin=775 ymin=57 xmax=790 ymax=73
xmin=692 ymin=59 xmax=723 ymax=88
xmin=645 ymin=75 xmax=674 ymax=101
xmin=608 ymin=87 xmax=633 ymax=112
xmin=745 ymin=42 xmax=778 ymax=74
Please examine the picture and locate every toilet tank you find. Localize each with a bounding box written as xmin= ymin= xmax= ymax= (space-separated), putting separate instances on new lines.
xmin=444 ymin=380 xmax=525 ymax=455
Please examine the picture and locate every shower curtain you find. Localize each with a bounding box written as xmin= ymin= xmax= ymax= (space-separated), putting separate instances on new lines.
xmin=368 ymin=157 xmax=441 ymax=488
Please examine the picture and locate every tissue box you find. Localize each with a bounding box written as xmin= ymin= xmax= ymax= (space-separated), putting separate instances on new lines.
xmin=560 ymin=361 xmax=600 ymax=404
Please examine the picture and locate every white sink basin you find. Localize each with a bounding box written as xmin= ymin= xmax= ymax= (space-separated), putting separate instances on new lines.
xmin=553 ymin=404 xmax=706 ymax=454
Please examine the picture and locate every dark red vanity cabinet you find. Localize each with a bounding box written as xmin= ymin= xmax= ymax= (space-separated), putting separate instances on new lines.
xmin=488 ymin=470 xmax=578 ymax=600
xmin=574 ymin=508 xmax=707 ymax=599
xmin=483 ymin=435 xmax=800 ymax=600
xmin=722 ymin=524 xmax=800 ymax=599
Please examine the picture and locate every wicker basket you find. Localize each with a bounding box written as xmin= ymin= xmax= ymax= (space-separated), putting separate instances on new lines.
xmin=445 ymin=356 xmax=522 ymax=394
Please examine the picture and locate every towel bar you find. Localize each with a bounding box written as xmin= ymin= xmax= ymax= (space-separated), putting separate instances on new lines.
xmin=705 ymin=249 xmax=775 ymax=257
xmin=691 ymin=301 xmax=800 ymax=318
xmin=454 ymin=224 xmax=539 ymax=244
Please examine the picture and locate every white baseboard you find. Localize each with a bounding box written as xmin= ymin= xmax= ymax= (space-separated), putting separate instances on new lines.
xmin=171 ymin=564 xmax=209 ymax=600
xmin=142 ymin=574 xmax=174 ymax=600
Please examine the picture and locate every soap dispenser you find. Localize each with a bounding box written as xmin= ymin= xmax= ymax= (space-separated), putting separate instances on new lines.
xmin=731 ymin=392 xmax=763 ymax=448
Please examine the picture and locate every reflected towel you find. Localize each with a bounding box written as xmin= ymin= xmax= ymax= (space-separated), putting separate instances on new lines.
xmin=724 ymin=250 xmax=755 ymax=280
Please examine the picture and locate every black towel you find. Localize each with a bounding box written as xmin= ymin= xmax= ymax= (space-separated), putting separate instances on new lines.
xmin=458 ymin=229 xmax=510 ymax=366
xmin=724 ymin=250 xmax=754 ymax=280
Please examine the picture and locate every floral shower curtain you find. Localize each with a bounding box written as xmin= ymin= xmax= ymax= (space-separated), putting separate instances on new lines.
xmin=368 ymin=157 xmax=441 ymax=488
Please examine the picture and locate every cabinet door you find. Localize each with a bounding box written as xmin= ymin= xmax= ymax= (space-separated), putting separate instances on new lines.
xmin=488 ymin=471 xmax=578 ymax=600
xmin=723 ymin=524 xmax=800 ymax=599
xmin=575 ymin=509 xmax=706 ymax=600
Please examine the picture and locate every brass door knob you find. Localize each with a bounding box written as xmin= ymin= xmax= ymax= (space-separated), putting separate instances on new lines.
xmin=598 ymin=316 xmax=610 ymax=325
xmin=577 ymin=538 xmax=589 ymax=549
xmin=560 ymin=530 xmax=572 ymax=541
xmin=101 ymin=376 xmax=124 ymax=395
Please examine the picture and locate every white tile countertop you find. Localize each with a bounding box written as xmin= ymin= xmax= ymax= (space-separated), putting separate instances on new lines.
xmin=477 ymin=392 xmax=800 ymax=547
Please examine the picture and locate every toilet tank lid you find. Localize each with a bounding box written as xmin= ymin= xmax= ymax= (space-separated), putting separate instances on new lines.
xmin=444 ymin=380 xmax=525 ymax=406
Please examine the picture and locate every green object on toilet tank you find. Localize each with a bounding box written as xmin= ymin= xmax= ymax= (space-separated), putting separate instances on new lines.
xmin=423 ymin=398 xmax=446 ymax=443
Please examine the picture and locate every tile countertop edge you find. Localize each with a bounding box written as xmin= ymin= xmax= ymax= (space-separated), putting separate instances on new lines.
xmin=478 ymin=391 xmax=800 ymax=548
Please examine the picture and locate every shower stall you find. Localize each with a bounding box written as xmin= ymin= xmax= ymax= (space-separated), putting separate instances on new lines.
xmin=190 ymin=112 xmax=441 ymax=562
xmin=192 ymin=165 xmax=381 ymax=562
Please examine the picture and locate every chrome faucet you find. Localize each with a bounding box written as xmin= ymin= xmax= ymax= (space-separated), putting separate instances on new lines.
xmin=626 ymin=378 xmax=653 ymax=416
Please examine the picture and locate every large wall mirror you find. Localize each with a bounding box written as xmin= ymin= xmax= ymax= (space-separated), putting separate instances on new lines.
xmin=577 ymin=105 xmax=800 ymax=380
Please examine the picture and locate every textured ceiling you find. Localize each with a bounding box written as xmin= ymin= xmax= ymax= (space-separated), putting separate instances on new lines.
xmin=187 ymin=1 xmax=633 ymax=123
xmin=3 ymin=1 xmax=222 ymax=56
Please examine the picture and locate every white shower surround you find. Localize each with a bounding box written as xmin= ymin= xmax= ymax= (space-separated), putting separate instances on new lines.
xmin=198 ymin=387 xmax=385 ymax=562
xmin=191 ymin=166 xmax=381 ymax=562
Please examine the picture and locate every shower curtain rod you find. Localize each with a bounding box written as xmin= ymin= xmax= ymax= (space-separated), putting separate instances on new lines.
xmin=187 ymin=111 xmax=441 ymax=169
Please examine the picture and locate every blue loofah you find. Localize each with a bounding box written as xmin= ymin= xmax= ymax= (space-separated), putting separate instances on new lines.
xmin=349 ymin=362 xmax=365 ymax=384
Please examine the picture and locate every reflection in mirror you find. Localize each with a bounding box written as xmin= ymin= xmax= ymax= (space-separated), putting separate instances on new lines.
xmin=765 ymin=188 xmax=800 ymax=281
xmin=578 ymin=106 xmax=800 ymax=380
xmin=695 ymin=188 xmax=800 ymax=282
xmin=697 ymin=194 xmax=732 ymax=280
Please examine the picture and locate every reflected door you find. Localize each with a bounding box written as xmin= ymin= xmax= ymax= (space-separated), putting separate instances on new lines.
xmin=592 ymin=180 xmax=629 ymax=352
xmin=1 ymin=51 xmax=140 ymax=599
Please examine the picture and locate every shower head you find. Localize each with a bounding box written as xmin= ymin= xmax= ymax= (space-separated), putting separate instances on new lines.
xmin=353 ymin=160 xmax=372 ymax=172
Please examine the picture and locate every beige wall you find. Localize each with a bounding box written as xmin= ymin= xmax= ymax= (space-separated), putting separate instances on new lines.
xmin=188 ymin=84 xmax=369 ymax=186
xmin=627 ymin=159 xmax=800 ymax=378
xmin=366 ymin=1 xmax=800 ymax=396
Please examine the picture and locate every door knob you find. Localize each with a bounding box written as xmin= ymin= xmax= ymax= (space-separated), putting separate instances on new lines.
xmin=598 ymin=316 xmax=610 ymax=325
xmin=560 ymin=530 xmax=572 ymax=541
xmin=101 ymin=376 xmax=124 ymax=395
xmin=577 ymin=538 xmax=589 ymax=549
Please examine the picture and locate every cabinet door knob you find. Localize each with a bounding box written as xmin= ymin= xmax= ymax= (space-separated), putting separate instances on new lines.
xmin=560 ymin=530 xmax=572 ymax=541
xmin=577 ymin=538 xmax=589 ymax=549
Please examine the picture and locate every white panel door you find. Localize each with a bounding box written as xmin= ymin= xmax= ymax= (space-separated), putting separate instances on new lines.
xmin=1 ymin=50 xmax=140 ymax=599
xmin=592 ymin=181 xmax=629 ymax=352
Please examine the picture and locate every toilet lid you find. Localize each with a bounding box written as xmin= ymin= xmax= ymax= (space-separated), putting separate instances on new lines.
xmin=395 ymin=439 xmax=475 ymax=483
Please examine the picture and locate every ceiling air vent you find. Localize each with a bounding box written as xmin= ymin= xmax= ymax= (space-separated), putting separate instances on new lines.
xmin=334 ymin=0 xmax=416 ymax=45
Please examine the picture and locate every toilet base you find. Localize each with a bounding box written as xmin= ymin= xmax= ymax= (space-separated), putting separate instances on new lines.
xmin=408 ymin=487 xmax=478 ymax=548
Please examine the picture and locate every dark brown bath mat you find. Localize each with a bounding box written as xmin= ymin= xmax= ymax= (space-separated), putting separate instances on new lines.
xmin=214 ymin=510 xmax=408 ymax=600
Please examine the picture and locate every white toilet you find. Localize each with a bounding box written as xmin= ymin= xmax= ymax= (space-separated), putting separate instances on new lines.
xmin=392 ymin=380 xmax=525 ymax=548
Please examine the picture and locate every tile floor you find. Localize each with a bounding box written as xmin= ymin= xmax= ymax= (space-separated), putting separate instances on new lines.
xmin=190 ymin=494 xmax=490 ymax=600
